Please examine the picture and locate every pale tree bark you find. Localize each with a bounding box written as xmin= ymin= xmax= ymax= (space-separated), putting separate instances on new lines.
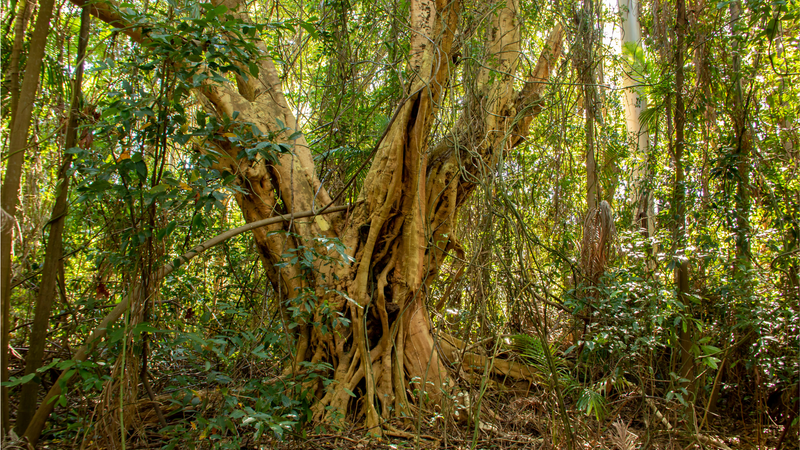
xmin=618 ymin=0 xmax=655 ymax=238
xmin=28 ymin=0 xmax=564 ymax=438
xmin=1 ymin=0 xmax=57 ymax=435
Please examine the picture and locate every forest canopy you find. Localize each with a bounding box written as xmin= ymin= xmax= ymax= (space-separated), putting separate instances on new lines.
xmin=0 ymin=0 xmax=798 ymax=448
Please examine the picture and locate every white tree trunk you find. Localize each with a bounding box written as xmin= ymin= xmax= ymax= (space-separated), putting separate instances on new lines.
xmin=618 ymin=0 xmax=654 ymax=237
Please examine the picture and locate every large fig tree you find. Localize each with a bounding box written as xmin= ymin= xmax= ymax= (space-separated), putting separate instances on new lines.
xmin=24 ymin=0 xmax=563 ymax=439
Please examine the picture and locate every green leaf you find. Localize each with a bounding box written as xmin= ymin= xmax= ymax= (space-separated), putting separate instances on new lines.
xmin=135 ymin=160 xmax=148 ymax=181
xmin=299 ymin=22 xmax=318 ymax=39
xmin=59 ymin=369 xmax=77 ymax=396
xmin=150 ymin=183 xmax=169 ymax=194
xmin=157 ymin=221 xmax=177 ymax=240
xmin=108 ymin=327 xmax=125 ymax=344
xmin=131 ymin=323 xmax=163 ymax=335
xmin=1 ymin=372 xmax=36 ymax=387
xmin=209 ymin=4 xmax=227 ymax=17
xmin=172 ymin=133 xmax=193 ymax=145
xmin=192 ymin=213 xmax=205 ymax=231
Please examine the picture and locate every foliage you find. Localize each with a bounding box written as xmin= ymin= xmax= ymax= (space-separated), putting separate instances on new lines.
xmin=1 ymin=0 xmax=798 ymax=447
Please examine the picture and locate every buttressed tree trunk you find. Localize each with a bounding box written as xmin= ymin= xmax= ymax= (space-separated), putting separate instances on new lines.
xmin=70 ymin=0 xmax=563 ymax=431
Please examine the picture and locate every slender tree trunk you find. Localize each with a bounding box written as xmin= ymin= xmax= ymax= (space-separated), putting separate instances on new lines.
xmin=577 ymin=0 xmax=600 ymax=213
xmin=618 ymin=0 xmax=654 ymax=238
xmin=674 ymin=0 xmax=696 ymax=418
xmin=1 ymin=4 xmax=33 ymax=425
xmin=575 ymin=0 xmax=605 ymax=341
xmin=14 ymin=6 xmax=91 ymax=434
xmin=775 ymin=26 xmax=799 ymax=303
xmin=4 ymin=0 xmax=33 ymax=122
xmin=1 ymin=0 xmax=58 ymax=434
xmin=729 ymin=0 xmax=752 ymax=282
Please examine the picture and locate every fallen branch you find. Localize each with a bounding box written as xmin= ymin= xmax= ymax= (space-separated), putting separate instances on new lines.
xmin=437 ymin=333 xmax=540 ymax=382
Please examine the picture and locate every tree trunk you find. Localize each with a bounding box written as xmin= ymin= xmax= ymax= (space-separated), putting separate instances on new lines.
xmin=674 ymin=0 xmax=696 ymax=418
xmin=618 ymin=0 xmax=654 ymax=238
xmin=198 ymin=0 xmax=563 ymax=429
xmin=14 ymin=7 xmax=90 ymax=434
xmin=36 ymin=0 xmax=563 ymax=435
xmin=729 ymin=0 xmax=752 ymax=283
xmin=1 ymin=0 xmax=58 ymax=434
xmin=4 ymin=0 xmax=33 ymax=122
xmin=577 ymin=0 xmax=600 ymax=213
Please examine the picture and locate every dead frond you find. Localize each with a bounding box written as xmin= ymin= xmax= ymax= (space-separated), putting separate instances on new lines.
xmin=609 ymin=420 xmax=638 ymax=450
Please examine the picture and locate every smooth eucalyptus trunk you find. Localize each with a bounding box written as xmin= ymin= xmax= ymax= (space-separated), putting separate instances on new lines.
xmin=618 ymin=0 xmax=655 ymax=238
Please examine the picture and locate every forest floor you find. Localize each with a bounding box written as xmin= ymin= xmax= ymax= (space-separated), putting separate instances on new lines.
xmin=7 ymin=349 xmax=797 ymax=449
xmin=240 ymin=413 xmax=795 ymax=450
xmin=121 ymin=418 xmax=795 ymax=450
xmin=20 ymin=393 xmax=796 ymax=450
